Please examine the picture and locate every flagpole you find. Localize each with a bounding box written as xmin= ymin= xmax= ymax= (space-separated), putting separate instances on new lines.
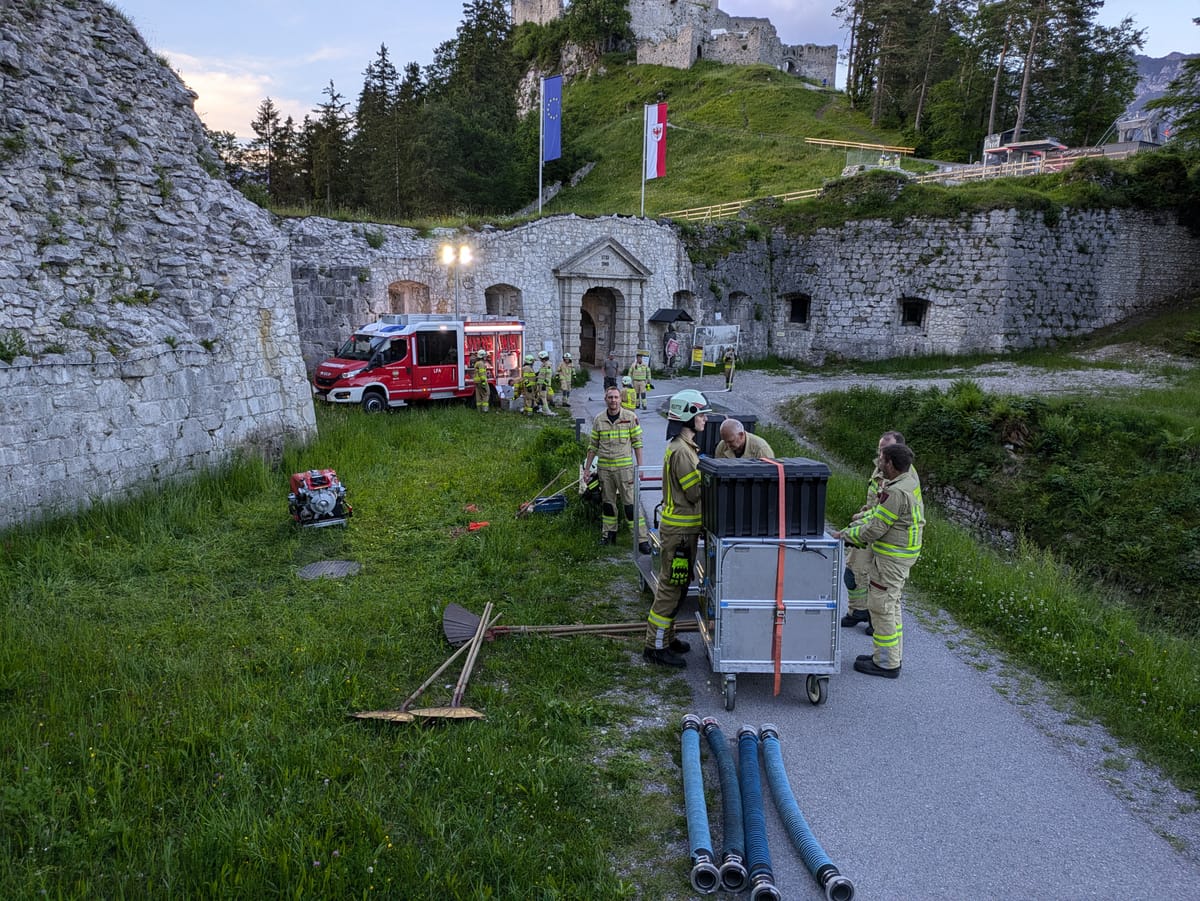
xmin=538 ymin=77 xmax=545 ymax=215
xmin=640 ymin=105 xmax=646 ymax=217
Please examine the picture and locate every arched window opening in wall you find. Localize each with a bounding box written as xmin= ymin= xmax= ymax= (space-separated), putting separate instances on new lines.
xmin=900 ymin=296 xmax=930 ymax=328
xmin=785 ymin=292 xmax=811 ymax=325
xmin=484 ymin=284 xmax=523 ymax=318
xmin=726 ymin=291 xmax=751 ymax=322
xmin=387 ymin=280 xmax=432 ymax=315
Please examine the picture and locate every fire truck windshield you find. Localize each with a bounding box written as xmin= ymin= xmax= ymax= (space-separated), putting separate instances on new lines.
xmin=336 ymin=335 xmax=380 ymax=361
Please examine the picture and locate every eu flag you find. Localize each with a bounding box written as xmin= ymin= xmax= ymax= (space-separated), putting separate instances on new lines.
xmin=543 ymin=75 xmax=562 ymax=163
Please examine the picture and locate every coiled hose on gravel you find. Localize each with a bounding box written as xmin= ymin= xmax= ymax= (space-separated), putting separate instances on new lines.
xmin=702 ymin=716 xmax=748 ymax=894
xmin=761 ymin=723 xmax=855 ymax=901
xmin=680 ymin=715 xmax=720 ymax=894
xmin=737 ymin=725 xmax=782 ymax=901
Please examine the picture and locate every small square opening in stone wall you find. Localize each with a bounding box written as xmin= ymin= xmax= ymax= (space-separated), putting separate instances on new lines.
xmin=785 ymin=292 xmax=811 ymax=325
xmin=900 ymin=296 xmax=929 ymax=328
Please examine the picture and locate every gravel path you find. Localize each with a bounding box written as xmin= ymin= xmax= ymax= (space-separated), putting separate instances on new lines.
xmin=575 ymin=358 xmax=1200 ymax=899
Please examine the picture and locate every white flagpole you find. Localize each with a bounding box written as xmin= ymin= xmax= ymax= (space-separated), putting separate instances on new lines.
xmin=640 ymin=105 xmax=647 ymax=217
xmin=538 ymin=77 xmax=545 ymax=214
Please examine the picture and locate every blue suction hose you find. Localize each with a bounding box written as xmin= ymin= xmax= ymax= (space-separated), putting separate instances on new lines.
xmin=737 ymin=725 xmax=782 ymax=901
xmin=680 ymin=715 xmax=721 ymax=894
xmin=701 ymin=717 xmax=748 ymax=894
xmin=760 ymin=723 xmax=856 ymax=901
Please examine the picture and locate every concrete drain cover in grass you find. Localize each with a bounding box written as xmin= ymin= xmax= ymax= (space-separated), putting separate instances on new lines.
xmin=298 ymin=560 xmax=362 ymax=580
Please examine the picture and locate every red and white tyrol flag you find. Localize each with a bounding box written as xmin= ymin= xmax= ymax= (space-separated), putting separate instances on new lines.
xmin=643 ymin=102 xmax=667 ymax=180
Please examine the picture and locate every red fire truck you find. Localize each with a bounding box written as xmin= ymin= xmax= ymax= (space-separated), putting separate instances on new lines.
xmin=312 ymin=314 xmax=524 ymax=412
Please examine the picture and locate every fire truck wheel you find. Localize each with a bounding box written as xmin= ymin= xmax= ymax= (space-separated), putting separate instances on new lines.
xmin=361 ymin=390 xmax=387 ymax=414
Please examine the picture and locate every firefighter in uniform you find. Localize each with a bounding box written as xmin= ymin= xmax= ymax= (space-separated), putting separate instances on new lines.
xmin=714 ymin=418 xmax=774 ymax=459
xmin=584 ymin=385 xmax=646 ymax=549
xmin=520 ymin=354 xmax=537 ymax=414
xmin=841 ymin=431 xmax=906 ymax=634
xmin=472 ymin=349 xmax=491 ymax=412
xmin=643 ymin=389 xmax=710 ymax=667
xmin=556 ymin=353 xmax=575 ymax=407
xmin=835 ymin=443 xmax=924 ymax=678
xmin=620 ymin=375 xmax=637 ymax=411
xmin=536 ymin=350 xmax=554 ymax=415
xmin=629 ymin=352 xmax=652 ymax=410
xmin=722 ymin=345 xmax=736 ymax=390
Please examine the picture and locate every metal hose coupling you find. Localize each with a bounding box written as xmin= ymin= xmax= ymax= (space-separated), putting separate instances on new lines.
xmin=718 ymin=852 xmax=748 ymax=894
xmin=749 ymin=873 xmax=784 ymax=901
xmin=820 ymin=870 xmax=856 ymax=901
xmin=680 ymin=715 xmax=721 ymax=895
xmin=690 ymin=851 xmax=721 ymax=895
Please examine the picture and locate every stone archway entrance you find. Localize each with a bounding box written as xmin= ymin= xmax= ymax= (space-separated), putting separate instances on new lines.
xmin=579 ymin=289 xmax=621 ymax=364
xmin=553 ymin=237 xmax=652 ymax=367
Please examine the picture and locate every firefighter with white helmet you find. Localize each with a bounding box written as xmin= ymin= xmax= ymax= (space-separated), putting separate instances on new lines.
xmin=556 ymin=352 xmax=575 ymax=407
xmin=520 ymin=354 xmax=537 ymax=414
xmin=620 ymin=375 xmax=636 ymax=411
xmin=536 ymin=350 xmax=554 ymax=415
xmin=629 ymin=351 xmax=652 ymax=410
xmin=472 ymin=348 xmax=491 ymax=412
xmin=644 ymin=388 xmax=711 ymax=667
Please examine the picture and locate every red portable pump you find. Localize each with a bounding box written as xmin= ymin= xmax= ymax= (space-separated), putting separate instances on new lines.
xmin=288 ymin=469 xmax=352 ymax=528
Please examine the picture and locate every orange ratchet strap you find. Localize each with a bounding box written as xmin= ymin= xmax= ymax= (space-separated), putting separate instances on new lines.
xmin=763 ymin=457 xmax=787 ymax=696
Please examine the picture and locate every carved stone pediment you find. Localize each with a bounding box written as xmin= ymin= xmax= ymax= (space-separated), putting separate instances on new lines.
xmin=553 ymin=237 xmax=652 ymax=281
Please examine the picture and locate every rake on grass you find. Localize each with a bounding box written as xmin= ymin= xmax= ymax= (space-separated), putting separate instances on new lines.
xmin=442 ymin=602 xmax=698 ymax=647
xmin=408 ymin=601 xmax=498 ymax=723
xmin=350 ymin=605 xmax=501 ymax=724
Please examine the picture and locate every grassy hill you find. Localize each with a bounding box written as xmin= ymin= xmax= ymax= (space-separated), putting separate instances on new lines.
xmin=536 ymin=59 xmax=910 ymax=218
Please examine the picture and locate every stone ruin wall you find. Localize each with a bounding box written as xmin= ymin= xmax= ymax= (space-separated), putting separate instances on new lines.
xmin=0 ymin=1 xmax=315 ymax=532
xmin=732 ymin=208 xmax=1200 ymax=363
xmin=513 ymin=1 xmax=837 ymax=85
xmin=783 ymin=44 xmax=838 ymax=84
xmin=286 ymin=208 xmax=1200 ymax=382
xmin=511 ymin=0 xmax=564 ymax=27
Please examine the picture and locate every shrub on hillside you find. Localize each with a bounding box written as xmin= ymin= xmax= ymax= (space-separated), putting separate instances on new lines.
xmin=788 ymin=382 xmax=1200 ymax=629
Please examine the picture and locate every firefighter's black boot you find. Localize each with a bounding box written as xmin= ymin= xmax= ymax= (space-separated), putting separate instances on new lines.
xmin=840 ymin=609 xmax=870 ymax=628
xmin=643 ymin=647 xmax=687 ymax=668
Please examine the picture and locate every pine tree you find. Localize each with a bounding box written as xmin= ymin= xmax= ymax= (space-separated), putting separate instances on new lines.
xmin=351 ymin=45 xmax=401 ymax=213
xmin=311 ymin=81 xmax=352 ymax=211
xmin=248 ymin=97 xmax=283 ymax=198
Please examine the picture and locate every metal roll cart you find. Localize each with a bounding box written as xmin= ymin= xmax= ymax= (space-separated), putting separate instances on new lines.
xmin=695 ymin=533 xmax=844 ymax=711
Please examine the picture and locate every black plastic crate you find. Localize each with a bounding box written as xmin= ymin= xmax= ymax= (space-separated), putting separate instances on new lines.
xmin=696 ymin=413 xmax=758 ymax=457
xmin=699 ymin=457 xmax=829 ymax=537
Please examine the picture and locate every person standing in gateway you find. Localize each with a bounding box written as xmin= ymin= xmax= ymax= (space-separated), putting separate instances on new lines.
xmin=643 ymin=389 xmax=711 ymax=668
xmin=602 ymin=351 xmax=620 ymax=389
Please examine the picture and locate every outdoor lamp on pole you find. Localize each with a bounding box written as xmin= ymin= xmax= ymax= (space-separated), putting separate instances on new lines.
xmin=440 ymin=243 xmax=473 ymax=319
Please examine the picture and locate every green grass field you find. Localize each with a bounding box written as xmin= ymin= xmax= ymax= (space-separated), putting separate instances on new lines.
xmin=0 ymin=406 xmax=692 ymax=898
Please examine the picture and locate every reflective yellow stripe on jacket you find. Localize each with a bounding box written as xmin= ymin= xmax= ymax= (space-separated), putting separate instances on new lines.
xmin=660 ymin=440 xmax=702 ymax=528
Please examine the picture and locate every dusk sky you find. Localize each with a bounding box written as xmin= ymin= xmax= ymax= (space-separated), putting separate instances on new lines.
xmin=111 ymin=0 xmax=1200 ymax=138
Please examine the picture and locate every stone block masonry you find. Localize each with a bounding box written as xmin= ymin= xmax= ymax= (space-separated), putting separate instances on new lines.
xmin=0 ymin=1 xmax=315 ymax=531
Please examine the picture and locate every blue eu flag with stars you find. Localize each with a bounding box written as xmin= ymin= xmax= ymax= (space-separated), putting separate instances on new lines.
xmin=543 ymin=75 xmax=562 ymax=163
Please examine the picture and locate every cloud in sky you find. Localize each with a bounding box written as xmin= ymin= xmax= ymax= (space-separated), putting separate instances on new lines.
xmin=165 ymin=51 xmax=310 ymax=137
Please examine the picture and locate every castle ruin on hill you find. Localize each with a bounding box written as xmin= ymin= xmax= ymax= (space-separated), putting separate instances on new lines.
xmin=512 ymin=0 xmax=838 ymax=86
